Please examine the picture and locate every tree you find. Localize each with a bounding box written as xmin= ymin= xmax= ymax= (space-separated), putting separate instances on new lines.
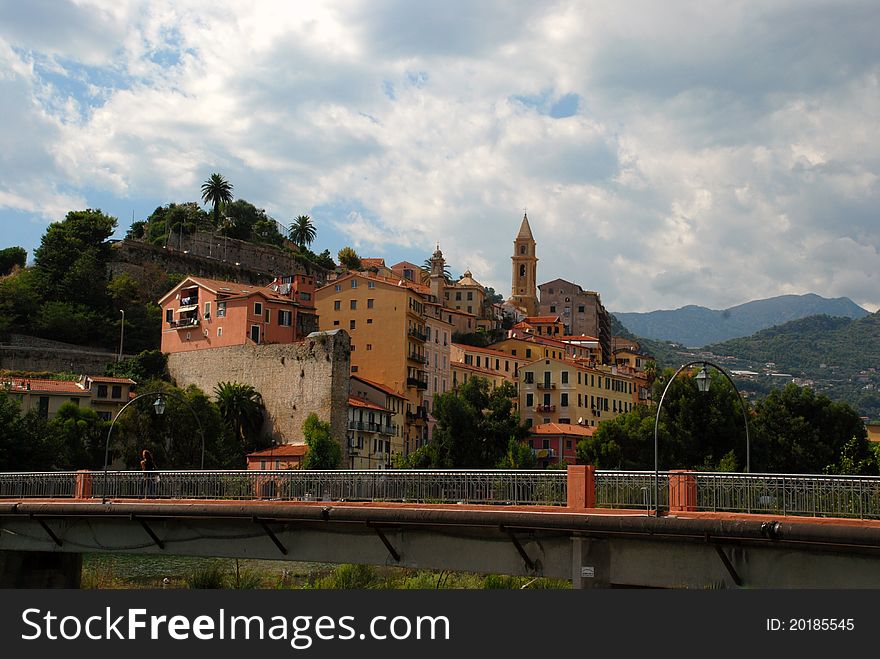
xmin=484 ymin=286 xmax=504 ymax=304
xmin=421 ymin=258 xmax=452 ymax=283
xmin=301 ymin=413 xmax=341 ymax=469
xmin=409 ymin=379 xmax=528 ymax=468
xmin=214 ymin=382 xmax=266 ymax=453
xmin=201 ymin=173 xmax=234 ymax=227
xmin=50 ymin=403 xmax=109 ymax=469
xmin=0 ymin=392 xmax=54 ymax=471
xmin=289 ymin=215 xmax=316 ymax=249
xmin=32 ymin=209 xmax=116 ymax=308
xmin=497 ymin=437 xmax=537 ymax=469
xmin=751 ymin=384 xmax=874 ymax=474
xmin=105 ymin=350 xmax=169 ymax=383
xmin=337 ymin=246 xmax=361 ymax=270
xmin=0 ymin=246 xmax=26 ymax=275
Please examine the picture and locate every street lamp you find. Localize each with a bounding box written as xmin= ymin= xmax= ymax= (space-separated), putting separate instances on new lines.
xmin=653 ymin=360 xmax=751 ymax=517
xmin=117 ymin=309 xmax=125 ymax=362
xmin=102 ymin=391 xmax=206 ymax=502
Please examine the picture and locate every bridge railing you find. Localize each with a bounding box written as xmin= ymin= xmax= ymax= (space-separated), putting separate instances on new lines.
xmin=3 ymin=470 xmax=880 ymax=519
xmin=0 ymin=470 xmax=569 ymax=506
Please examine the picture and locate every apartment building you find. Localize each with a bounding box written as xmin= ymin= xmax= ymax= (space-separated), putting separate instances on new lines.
xmin=538 ymin=278 xmax=612 ymax=364
xmin=349 ymin=375 xmax=407 ymax=468
xmin=159 ymin=274 xmax=318 ymax=354
xmin=1 ymin=375 xmax=135 ymax=421
xmin=519 ymin=357 xmax=642 ymax=429
xmin=315 ymin=272 xmax=430 ymax=455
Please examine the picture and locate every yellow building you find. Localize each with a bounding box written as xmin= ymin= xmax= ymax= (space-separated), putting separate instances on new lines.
xmin=1 ymin=375 xmax=136 ymax=421
xmin=491 ymin=331 xmax=594 ymax=364
xmin=315 ymin=271 xmax=430 ymax=454
xmin=518 ymin=357 xmax=642 ymax=429
xmin=450 ymin=343 xmax=528 ymax=384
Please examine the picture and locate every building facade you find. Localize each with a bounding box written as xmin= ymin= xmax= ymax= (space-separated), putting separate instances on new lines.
xmin=0 ymin=375 xmax=135 ymax=421
xmin=538 ymin=278 xmax=612 ymax=364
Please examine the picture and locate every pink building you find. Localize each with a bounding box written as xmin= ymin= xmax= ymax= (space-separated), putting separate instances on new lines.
xmin=159 ymin=274 xmax=318 ymax=354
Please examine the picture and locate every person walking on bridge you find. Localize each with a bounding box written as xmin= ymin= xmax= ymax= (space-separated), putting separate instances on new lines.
xmin=140 ymin=449 xmax=158 ymax=498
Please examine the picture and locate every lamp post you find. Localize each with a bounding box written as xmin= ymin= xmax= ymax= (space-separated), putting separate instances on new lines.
xmin=102 ymin=391 xmax=206 ymax=502
xmin=117 ymin=309 xmax=125 ymax=362
xmin=653 ymin=360 xmax=750 ymax=517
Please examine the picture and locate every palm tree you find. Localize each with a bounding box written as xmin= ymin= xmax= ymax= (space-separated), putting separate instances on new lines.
xmin=214 ymin=382 xmax=265 ymax=451
xmin=421 ymin=258 xmax=452 ymax=284
xmin=201 ymin=173 xmax=234 ymax=228
xmin=288 ymin=214 xmax=316 ymax=249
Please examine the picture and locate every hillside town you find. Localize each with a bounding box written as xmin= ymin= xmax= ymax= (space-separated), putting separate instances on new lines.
xmin=1 ymin=210 xmax=654 ymax=471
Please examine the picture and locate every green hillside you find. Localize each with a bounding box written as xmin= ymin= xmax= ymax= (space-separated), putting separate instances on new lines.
xmin=706 ymin=313 xmax=880 ymax=419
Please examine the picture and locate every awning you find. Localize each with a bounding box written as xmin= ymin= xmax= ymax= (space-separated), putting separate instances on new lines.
xmin=177 ymin=305 xmax=198 ymax=313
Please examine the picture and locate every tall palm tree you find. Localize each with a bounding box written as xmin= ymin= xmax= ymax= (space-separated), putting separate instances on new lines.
xmin=288 ymin=214 xmax=316 ymax=249
xmin=214 ymin=382 xmax=264 ymax=451
xmin=201 ymin=173 xmax=234 ymax=228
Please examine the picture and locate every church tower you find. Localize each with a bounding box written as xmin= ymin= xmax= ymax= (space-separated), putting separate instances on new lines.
xmin=429 ymin=244 xmax=446 ymax=301
xmin=510 ymin=212 xmax=538 ymax=317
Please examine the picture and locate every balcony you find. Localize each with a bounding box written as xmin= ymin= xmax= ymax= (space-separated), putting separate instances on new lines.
xmin=172 ymin=317 xmax=200 ymax=329
xmin=536 ymin=382 xmax=556 ymax=389
xmin=408 ymin=329 xmax=427 ymax=342
xmin=531 ymin=447 xmax=557 ymax=459
xmin=406 ymin=408 xmax=428 ymax=423
xmin=536 ymin=404 xmax=556 ymax=413
xmin=407 ymin=352 xmax=425 ymax=365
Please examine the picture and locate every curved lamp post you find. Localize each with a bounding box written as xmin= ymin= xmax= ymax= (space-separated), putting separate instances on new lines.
xmin=653 ymin=360 xmax=750 ymax=517
xmin=102 ymin=391 xmax=206 ymax=502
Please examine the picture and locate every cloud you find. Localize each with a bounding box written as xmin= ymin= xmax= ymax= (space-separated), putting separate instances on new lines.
xmin=0 ymin=0 xmax=878 ymax=315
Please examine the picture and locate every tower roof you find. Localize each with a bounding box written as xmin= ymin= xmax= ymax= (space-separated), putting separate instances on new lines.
xmin=516 ymin=212 xmax=534 ymax=241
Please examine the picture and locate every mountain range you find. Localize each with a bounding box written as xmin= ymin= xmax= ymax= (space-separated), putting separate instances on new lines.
xmin=612 ymin=294 xmax=869 ymax=347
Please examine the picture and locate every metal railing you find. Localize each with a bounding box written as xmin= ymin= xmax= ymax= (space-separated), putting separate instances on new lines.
xmin=3 ymin=470 xmax=880 ymax=519
xmin=0 ymin=470 xmax=568 ymax=506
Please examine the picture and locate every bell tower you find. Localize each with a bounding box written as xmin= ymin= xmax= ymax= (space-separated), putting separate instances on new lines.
xmin=510 ymin=212 xmax=538 ymax=317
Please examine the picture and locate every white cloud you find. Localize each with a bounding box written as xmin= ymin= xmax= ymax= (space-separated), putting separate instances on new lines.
xmin=0 ymin=0 xmax=878 ymax=314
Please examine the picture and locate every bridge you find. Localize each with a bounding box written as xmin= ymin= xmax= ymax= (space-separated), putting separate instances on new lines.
xmin=3 ymin=467 xmax=880 ymax=588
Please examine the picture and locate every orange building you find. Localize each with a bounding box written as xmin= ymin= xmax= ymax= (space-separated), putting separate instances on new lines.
xmin=315 ymin=271 xmax=431 ymax=455
xmin=246 ymin=444 xmax=308 ymax=470
xmin=159 ymin=274 xmax=318 ymax=353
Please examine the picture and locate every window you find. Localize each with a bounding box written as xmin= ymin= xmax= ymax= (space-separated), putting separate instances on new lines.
xmin=333 ymin=320 xmax=340 ymax=326
xmin=526 ymin=393 xmax=533 ymax=407
xmin=38 ymin=397 xmax=50 ymax=418
xmin=542 ymin=439 xmax=550 ymax=449
xmin=550 ymin=305 xmax=556 ymax=313
xmin=69 ymin=397 xmax=80 ymax=406
xmin=455 ymin=292 xmax=461 ymax=301
xmin=366 ymin=344 xmax=372 ymax=351
xmin=111 ymin=385 xmax=122 ymax=399
xmin=265 ymin=310 xmax=270 ymax=323
xmin=217 ymin=327 xmax=223 ymax=337
xmin=334 ymin=300 xmax=341 ymax=311
xmin=561 ymin=371 xmax=569 ymax=384
xmin=351 ymin=279 xmax=358 ymax=288
xmin=97 ymin=411 xmax=111 ymax=421
xmin=578 ymin=305 xmax=585 ymax=313
xmin=299 ymin=292 xmax=311 ymax=301
xmin=217 ymin=301 xmax=226 ymax=317
xmin=335 ymin=284 xmax=341 ymax=292
xmin=204 ymin=301 xmax=211 ymax=317
xmin=351 ymin=366 xmax=358 ymax=373
xmin=350 ymin=299 xmax=357 ymax=310
xmin=524 ymin=372 xmax=534 ymax=384
xmin=368 ymin=281 xmax=375 ymax=289
xmin=165 ymin=309 xmax=173 ymax=323
xmin=520 ymin=245 xmax=526 ymax=255
xmin=250 ymin=325 xmax=260 ymax=343
xmin=350 ymin=319 xmax=356 ymax=330
xmin=278 ymin=310 xmax=292 ymax=326
xmin=525 ymin=348 xmax=532 ymax=358
xmin=367 ymin=298 xmax=374 ymax=309
xmin=467 ymin=292 xmax=473 ymax=300
xmin=254 ymin=302 xmax=263 ymax=316
xmin=561 ymin=393 xmax=569 ymax=407
xmin=520 ymin=265 xmax=526 ymax=277
xmin=97 ymin=384 xmax=108 ymax=398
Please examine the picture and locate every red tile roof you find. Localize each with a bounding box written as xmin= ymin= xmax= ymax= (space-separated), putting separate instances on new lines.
xmin=452 ymin=343 xmax=521 ymax=359
xmin=87 ymin=376 xmax=137 ymax=384
xmin=348 ymin=396 xmax=389 ymax=412
xmin=246 ymin=444 xmax=308 ymax=458
xmin=2 ymin=378 xmax=86 ymax=394
xmin=360 ymin=258 xmax=386 ymax=269
xmin=531 ymin=423 xmax=596 ymax=437
xmin=523 ymin=316 xmax=562 ymax=324
xmin=350 ymin=375 xmax=406 ymax=399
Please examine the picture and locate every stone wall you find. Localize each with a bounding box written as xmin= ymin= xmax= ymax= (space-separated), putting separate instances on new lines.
xmin=110 ymin=234 xmax=329 ymax=287
xmin=167 ymin=330 xmax=351 ymax=461
xmin=0 ymin=335 xmax=130 ymax=374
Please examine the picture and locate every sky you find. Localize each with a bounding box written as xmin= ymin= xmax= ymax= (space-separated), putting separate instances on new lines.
xmin=0 ymin=0 xmax=878 ymax=313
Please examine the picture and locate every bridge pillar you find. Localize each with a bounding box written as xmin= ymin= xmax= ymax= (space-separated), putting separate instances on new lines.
xmin=566 ymin=465 xmax=595 ymax=510
xmin=669 ymin=470 xmax=698 ymax=512
xmin=570 ymin=536 xmax=611 ymax=589
xmin=75 ymin=470 xmax=93 ymax=499
xmin=0 ymin=551 xmax=82 ymax=588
